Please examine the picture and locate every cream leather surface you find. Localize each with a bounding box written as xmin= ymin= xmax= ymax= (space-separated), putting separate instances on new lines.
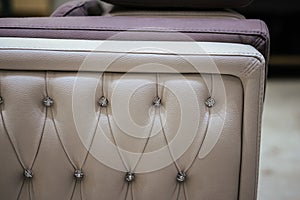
xmin=0 ymin=38 xmax=265 ymax=200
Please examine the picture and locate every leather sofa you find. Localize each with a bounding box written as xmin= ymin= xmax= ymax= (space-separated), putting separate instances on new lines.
xmin=0 ymin=0 xmax=269 ymax=199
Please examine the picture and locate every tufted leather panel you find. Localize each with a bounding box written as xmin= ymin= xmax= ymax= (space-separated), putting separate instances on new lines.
xmin=0 ymin=71 xmax=242 ymax=200
xmin=0 ymin=39 xmax=265 ymax=200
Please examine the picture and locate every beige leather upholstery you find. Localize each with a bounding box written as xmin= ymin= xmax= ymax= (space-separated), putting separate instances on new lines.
xmin=0 ymin=38 xmax=265 ymax=200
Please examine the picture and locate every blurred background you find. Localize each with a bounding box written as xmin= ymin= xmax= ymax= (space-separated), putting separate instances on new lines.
xmin=0 ymin=0 xmax=299 ymax=199
xmin=238 ymin=2 xmax=300 ymax=200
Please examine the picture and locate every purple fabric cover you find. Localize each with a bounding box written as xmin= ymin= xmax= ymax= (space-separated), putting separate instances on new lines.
xmin=0 ymin=16 xmax=269 ymax=60
xmin=51 ymin=0 xmax=103 ymax=17
xmin=102 ymin=0 xmax=253 ymax=9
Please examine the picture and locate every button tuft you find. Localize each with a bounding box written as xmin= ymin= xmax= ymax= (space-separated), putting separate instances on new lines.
xmin=205 ymin=97 xmax=215 ymax=108
xmin=125 ymin=172 xmax=135 ymax=182
xmin=43 ymin=96 xmax=54 ymax=107
xmin=153 ymin=96 xmax=161 ymax=107
xmin=24 ymin=169 xmax=33 ymax=179
xmin=74 ymin=169 xmax=84 ymax=180
xmin=176 ymin=171 xmax=187 ymax=183
xmin=98 ymin=96 xmax=109 ymax=107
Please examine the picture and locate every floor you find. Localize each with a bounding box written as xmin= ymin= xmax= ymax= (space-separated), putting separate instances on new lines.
xmin=258 ymin=78 xmax=300 ymax=200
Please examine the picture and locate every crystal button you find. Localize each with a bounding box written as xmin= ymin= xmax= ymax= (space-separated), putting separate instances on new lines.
xmin=125 ymin=172 xmax=135 ymax=182
xmin=43 ymin=96 xmax=54 ymax=107
xmin=153 ymin=96 xmax=161 ymax=107
xmin=205 ymin=97 xmax=215 ymax=108
xmin=24 ymin=169 xmax=33 ymax=179
xmin=74 ymin=169 xmax=84 ymax=180
xmin=176 ymin=171 xmax=187 ymax=183
xmin=98 ymin=96 xmax=109 ymax=107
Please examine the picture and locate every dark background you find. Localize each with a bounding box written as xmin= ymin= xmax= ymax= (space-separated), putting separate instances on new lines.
xmin=236 ymin=0 xmax=300 ymax=77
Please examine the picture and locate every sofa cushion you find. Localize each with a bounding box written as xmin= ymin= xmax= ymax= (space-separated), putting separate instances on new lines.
xmin=0 ymin=16 xmax=269 ymax=61
xmin=0 ymin=37 xmax=266 ymax=200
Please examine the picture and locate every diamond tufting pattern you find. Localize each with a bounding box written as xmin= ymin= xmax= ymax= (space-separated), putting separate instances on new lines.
xmin=0 ymin=71 xmax=243 ymax=200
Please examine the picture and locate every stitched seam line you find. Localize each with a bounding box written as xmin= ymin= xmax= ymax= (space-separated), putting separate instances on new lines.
xmin=242 ymin=59 xmax=259 ymax=77
xmin=0 ymin=25 xmax=268 ymax=36
xmin=0 ymin=47 xmax=264 ymax=59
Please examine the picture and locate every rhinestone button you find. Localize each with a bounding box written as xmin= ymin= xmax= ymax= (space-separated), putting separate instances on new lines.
xmin=153 ymin=96 xmax=161 ymax=107
xmin=24 ymin=169 xmax=33 ymax=179
xmin=74 ymin=170 xmax=84 ymax=180
xmin=205 ymin=97 xmax=215 ymax=108
xmin=43 ymin=96 xmax=54 ymax=107
xmin=125 ymin=172 xmax=135 ymax=182
xmin=0 ymin=96 xmax=3 ymax=104
xmin=98 ymin=96 xmax=109 ymax=107
xmin=176 ymin=171 xmax=186 ymax=183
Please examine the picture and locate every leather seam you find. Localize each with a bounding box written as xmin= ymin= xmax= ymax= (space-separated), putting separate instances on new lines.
xmin=244 ymin=60 xmax=260 ymax=77
xmin=0 ymin=25 xmax=268 ymax=36
xmin=255 ymin=60 xmax=265 ymax=200
xmin=237 ymin=58 xmax=257 ymax=78
xmin=0 ymin=47 xmax=264 ymax=59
